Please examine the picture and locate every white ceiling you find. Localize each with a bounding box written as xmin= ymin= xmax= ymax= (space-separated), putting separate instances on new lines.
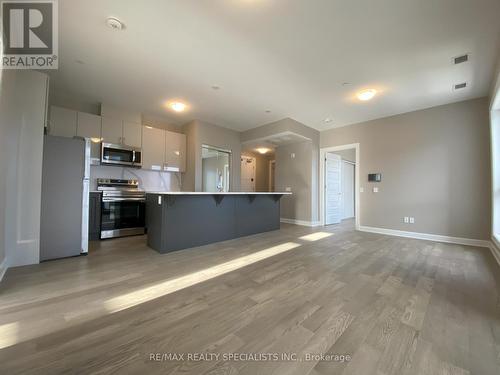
xmin=47 ymin=0 xmax=500 ymax=131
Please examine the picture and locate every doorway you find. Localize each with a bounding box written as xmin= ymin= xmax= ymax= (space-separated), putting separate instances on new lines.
xmin=202 ymin=145 xmax=231 ymax=192
xmin=320 ymin=144 xmax=360 ymax=229
xmin=269 ymin=160 xmax=276 ymax=192
xmin=241 ymin=156 xmax=256 ymax=192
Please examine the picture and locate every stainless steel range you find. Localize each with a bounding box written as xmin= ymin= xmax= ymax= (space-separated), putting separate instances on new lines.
xmin=97 ymin=178 xmax=146 ymax=239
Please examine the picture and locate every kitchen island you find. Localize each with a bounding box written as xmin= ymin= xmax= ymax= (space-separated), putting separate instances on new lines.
xmin=146 ymin=192 xmax=291 ymax=253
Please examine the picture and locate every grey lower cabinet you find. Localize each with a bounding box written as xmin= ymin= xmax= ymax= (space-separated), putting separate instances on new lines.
xmin=89 ymin=192 xmax=101 ymax=240
xmin=146 ymin=193 xmax=284 ymax=253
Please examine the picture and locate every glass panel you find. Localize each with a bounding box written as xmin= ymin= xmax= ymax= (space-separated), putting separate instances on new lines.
xmin=103 ymin=148 xmax=134 ymax=163
xmin=202 ymin=145 xmax=231 ymax=192
xmin=101 ymin=201 xmax=145 ymax=230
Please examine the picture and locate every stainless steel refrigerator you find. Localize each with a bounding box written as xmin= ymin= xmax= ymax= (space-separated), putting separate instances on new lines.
xmin=40 ymin=135 xmax=91 ymax=261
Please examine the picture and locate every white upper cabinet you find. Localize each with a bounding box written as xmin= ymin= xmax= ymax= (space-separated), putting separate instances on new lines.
xmin=77 ymin=112 xmax=101 ymax=140
xmin=101 ymin=117 xmax=123 ymax=145
xmin=49 ymin=106 xmax=77 ymax=138
xmin=142 ymin=126 xmax=165 ymax=171
xmin=165 ymin=131 xmax=186 ymax=172
xmin=122 ymin=121 xmax=142 ymax=148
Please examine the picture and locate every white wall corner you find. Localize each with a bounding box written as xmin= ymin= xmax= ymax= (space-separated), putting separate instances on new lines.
xmin=0 ymin=258 xmax=7 ymax=283
xmin=358 ymin=225 xmax=491 ymax=249
xmin=280 ymin=218 xmax=321 ymax=227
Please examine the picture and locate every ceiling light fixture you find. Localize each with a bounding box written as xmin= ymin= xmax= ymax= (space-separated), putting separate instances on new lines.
xmin=256 ymin=148 xmax=270 ymax=154
xmin=357 ymin=89 xmax=377 ymax=101
xmin=106 ymin=17 xmax=125 ymax=30
xmin=169 ymin=102 xmax=187 ymax=112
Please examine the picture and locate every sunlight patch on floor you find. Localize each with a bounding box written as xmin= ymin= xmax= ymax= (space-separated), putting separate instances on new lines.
xmin=299 ymin=232 xmax=333 ymax=241
xmin=104 ymin=242 xmax=301 ymax=313
xmin=0 ymin=322 xmax=19 ymax=349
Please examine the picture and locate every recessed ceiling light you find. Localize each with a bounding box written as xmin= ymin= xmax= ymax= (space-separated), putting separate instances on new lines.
xmin=106 ymin=17 xmax=125 ymax=30
xmin=357 ymin=89 xmax=377 ymax=101
xmin=265 ymin=110 xmax=271 ymax=113
xmin=256 ymin=148 xmax=271 ymax=154
xmin=169 ymin=102 xmax=187 ymax=112
xmin=211 ymin=85 xmax=220 ymax=90
xmin=324 ymin=118 xmax=333 ymax=123
xmin=75 ymin=59 xmax=85 ymax=65
xmin=342 ymin=82 xmax=351 ymax=86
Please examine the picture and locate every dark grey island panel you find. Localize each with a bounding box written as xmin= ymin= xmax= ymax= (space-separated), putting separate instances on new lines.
xmin=146 ymin=193 xmax=287 ymax=253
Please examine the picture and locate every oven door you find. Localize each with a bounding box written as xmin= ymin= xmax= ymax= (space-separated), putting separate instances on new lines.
xmin=101 ymin=143 xmax=137 ymax=167
xmin=100 ymin=198 xmax=145 ymax=239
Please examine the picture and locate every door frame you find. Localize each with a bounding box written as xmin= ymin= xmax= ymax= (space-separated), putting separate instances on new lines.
xmin=319 ymin=143 xmax=360 ymax=229
xmin=268 ymin=159 xmax=276 ymax=191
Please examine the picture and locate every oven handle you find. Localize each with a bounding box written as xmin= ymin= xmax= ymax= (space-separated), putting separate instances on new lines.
xmin=102 ymin=197 xmax=146 ymax=202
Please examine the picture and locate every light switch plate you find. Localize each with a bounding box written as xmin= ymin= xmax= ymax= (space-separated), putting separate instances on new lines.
xmin=360 ymin=187 xmax=364 ymax=193
xmin=373 ymin=187 xmax=379 ymax=193
xmin=404 ymin=217 xmax=409 ymax=223
xmin=290 ymin=153 xmax=295 ymax=159
xmin=158 ymin=196 xmax=162 ymax=205
xmin=409 ymin=217 xmax=415 ymax=224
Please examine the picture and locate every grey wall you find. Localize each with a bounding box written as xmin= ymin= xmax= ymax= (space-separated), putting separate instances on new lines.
xmin=183 ymin=120 xmax=241 ymax=191
xmin=321 ymin=97 xmax=491 ymax=240
xmin=275 ymin=141 xmax=315 ymax=222
xmin=242 ymin=118 xmax=320 ymax=223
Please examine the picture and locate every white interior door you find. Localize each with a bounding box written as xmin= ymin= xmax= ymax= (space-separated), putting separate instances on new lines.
xmin=241 ymin=157 xmax=256 ymax=192
xmin=325 ymin=153 xmax=342 ymax=225
xmin=342 ymin=161 xmax=355 ymax=219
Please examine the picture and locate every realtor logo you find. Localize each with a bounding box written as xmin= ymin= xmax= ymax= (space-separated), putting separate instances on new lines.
xmin=1 ymin=0 xmax=58 ymax=69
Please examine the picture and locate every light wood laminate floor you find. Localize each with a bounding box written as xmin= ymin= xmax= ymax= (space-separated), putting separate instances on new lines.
xmin=0 ymin=221 xmax=499 ymax=374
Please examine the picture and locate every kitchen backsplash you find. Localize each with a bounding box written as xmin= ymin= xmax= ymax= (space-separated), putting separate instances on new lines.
xmin=90 ymin=165 xmax=181 ymax=191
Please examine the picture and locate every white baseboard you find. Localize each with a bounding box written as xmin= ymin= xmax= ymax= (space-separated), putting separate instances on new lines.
xmin=280 ymin=218 xmax=321 ymax=227
xmin=489 ymin=238 xmax=500 ymax=266
xmin=0 ymin=258 xmax=7 ymax=283
xmin=358 ymin=225 xmax=491 ymax=248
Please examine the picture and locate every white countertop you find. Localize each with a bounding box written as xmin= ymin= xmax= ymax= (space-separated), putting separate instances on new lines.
xmin=146 ymin=191 xmax=292 ymax=195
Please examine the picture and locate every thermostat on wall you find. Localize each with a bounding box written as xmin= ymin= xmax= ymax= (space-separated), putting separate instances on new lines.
xmin=368 ymin=173 xmax=382 ymax=182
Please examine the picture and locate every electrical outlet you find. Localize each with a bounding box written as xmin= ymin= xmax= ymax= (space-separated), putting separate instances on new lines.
xmin=404 ymin=216 xmax=409 ymax=223
xmin=285 ymin=187 xmax=292 ymax=192
xmin=373 ymin=187 xmax=379 ymax=193
xmin=409 ymin=217 xmax=415 ymax=224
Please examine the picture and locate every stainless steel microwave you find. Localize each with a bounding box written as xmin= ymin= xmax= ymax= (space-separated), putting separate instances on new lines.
xmin=101 ymin=143 xmax=142 ymax=168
